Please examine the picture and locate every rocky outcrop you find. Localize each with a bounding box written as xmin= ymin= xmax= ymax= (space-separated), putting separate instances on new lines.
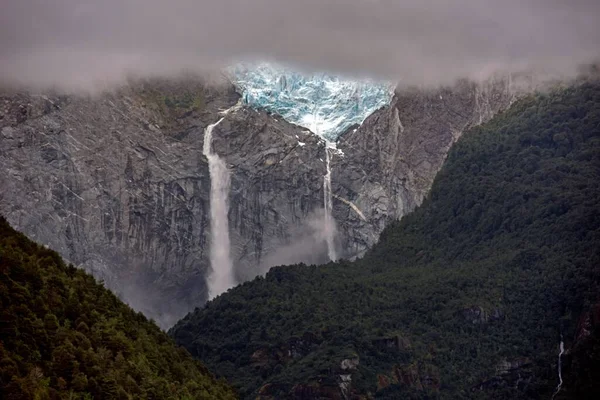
xmin=254 ymin=351 xmax=364 ymax=400
xmin=472 ymin=357 xmax=533 ymax=392
xmin=376 ymin=362 xmax=441 ymax=393
xmin=0 ymin=74 xmax=529 ymax=327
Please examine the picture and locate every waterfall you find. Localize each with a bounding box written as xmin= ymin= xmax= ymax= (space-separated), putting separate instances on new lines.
xmin=323 ymin=143 xmax=338 ymax=261
xmin=311 ymin=103 xmax=337 ymax=262
xmin=203 ymin=117 xmax=235 ymax=299
xmin=552 ymin=334 xmax=565 ymax=400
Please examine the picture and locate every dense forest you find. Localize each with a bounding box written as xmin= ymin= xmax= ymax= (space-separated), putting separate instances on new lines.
xmin=171 ymin=81 xmax=600 ymax=399
xmin=0 ymin=217 xmax=236 ymax=399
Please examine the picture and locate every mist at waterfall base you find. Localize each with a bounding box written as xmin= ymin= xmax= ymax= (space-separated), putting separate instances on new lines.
xmin=253 ymin=209 xmax=340 ymax=277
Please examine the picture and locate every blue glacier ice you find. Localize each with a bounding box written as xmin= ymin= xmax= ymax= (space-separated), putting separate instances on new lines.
xmin=229 ymin=63 xmax=394 ymax=142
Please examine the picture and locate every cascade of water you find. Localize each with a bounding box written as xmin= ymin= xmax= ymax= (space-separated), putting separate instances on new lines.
xmin=203 ymin=117 xmax=235 ymax=299
xmin=323 ymin=143 xmax=337 ymax=261
xmin=552 ymin=334 xmax=565 ymax=400
xmin=310 ymin=104 xmax=337 ymax=262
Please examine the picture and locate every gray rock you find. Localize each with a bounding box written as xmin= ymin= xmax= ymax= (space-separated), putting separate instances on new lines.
xmin=340 ymin=357 xmax=359 ymax=371
xmin=332 ymin=75 xmax=525 ymax=257
xmin=0 ymin=74 xmax=532 ymax=327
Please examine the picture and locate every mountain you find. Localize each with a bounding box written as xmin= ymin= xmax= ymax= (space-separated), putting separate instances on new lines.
xmin=0 ymin=216 xmax=235 ymax=399
xmin=169 ymin=81 xmax=600 ymax=399
xmin=0 ymin=73 xmax=522 ymax=327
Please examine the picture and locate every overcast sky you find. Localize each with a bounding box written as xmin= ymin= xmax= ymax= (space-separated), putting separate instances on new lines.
xmin=1 ymin=0 xmax=598 ymax=91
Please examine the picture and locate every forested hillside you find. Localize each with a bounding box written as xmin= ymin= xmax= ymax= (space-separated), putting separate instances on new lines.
xmin=171 ymin=81 xmax=600 ymax=399
xmin=0 ymin=217 xmax=236 ymax=399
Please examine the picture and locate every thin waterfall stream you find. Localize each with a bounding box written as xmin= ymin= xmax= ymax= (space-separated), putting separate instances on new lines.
xmin=323 ymin=143 xmax=337 ymax=261
xmin=552 ymin=334 xmax=565 ymax=400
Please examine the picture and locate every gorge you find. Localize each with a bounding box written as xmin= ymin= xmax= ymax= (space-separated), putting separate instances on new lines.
xmin=203 ymin=114 xmax=236 ymax=299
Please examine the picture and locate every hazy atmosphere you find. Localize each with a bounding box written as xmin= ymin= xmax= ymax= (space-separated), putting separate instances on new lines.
xmin=1 ymin=0 xmax=599 ymax=91
xmin=2 ymin=1 xmax=600 ymax=398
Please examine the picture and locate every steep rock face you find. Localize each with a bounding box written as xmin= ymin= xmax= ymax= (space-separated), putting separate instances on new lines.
xmin=0 ymin=79 xmax=332 ymax=327
xmin=331 ymin=76 xmax=521 ymax=257
xmin=0 ymin=79 xmax=240 ymax=327
xmin=0 ymin=75 xmax=526 ymax=327
xmin=208 ymin=107 xmax=329 ymax=282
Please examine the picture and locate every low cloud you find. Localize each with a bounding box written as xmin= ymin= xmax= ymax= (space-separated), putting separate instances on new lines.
xmin=1 ymin=0 xmax=599 ymax=91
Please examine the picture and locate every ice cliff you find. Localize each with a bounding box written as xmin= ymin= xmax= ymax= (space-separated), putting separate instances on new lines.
xmin=230 ymin=62 xmax=394 ymax=141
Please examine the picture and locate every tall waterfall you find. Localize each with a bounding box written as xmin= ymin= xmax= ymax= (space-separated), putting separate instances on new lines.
xmin=311 ymin=103 xmax=337 ymax=262
xmin=203 ymin=117 xmax=235 ymax=299
xmin=323 ymin=143 xmax=337 ymax=261
xmin=552 ymin=334 xmax=565 ymax=399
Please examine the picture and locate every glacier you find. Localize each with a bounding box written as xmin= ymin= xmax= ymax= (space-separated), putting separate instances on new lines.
xmin=229 ymin=63 xmax=394 ymax=141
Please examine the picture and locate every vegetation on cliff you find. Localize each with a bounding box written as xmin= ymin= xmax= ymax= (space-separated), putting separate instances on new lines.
xmin=171 ymin=81 xmax=600 ymax=399
xmin=0 ymin=217 xmax=236 ymax=399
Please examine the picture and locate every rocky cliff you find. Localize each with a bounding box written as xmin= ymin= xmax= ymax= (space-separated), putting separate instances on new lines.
xmin=0 ymin=79 xmax=240 ymax=327
xmin=0 ymin=74 xmax=525 ymax=327
xmin=331 ymin=75 xmax=524 ymax=257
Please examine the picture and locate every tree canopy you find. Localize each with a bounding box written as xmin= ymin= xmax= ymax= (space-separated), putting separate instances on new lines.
xmin=0 ymin=216 xmax=236 ymax=399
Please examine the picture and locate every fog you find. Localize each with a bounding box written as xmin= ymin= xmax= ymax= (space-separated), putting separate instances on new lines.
xmin=1 ymin=0 xmax=599 ymax=91
xmin=256 ymin=209 xmax=338 ymax=275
